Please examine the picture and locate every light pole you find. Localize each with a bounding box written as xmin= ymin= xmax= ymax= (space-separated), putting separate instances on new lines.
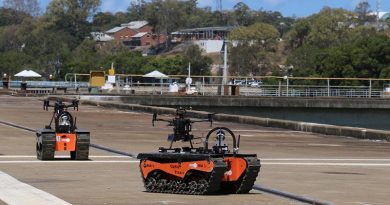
xmin=222 ymin=40 xmax=228 ymax=86
xmin=279 ymin=22 xmax=285 ymax=38
xmin=284 ymin=75 xmax=289 ymax=96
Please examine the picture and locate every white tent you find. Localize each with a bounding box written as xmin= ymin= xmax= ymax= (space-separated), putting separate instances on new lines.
xmin=142 ymin=70 xmax=169 ymax=95
xmin=143 ymin=70 xmax=168 ymax=78
xmin=14 ymin=70 xmax=41 ymax=78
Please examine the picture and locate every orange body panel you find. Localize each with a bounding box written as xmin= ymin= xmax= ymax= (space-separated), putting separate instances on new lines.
xmin=140 ymin=160 xmax=215 ymax=179
xmin=140 ymin=157 xmax=248 ymax=182
xmin=55 ymin=133 xmax=76 ymax=151
xmin=223 ymin=157 xmax=247 ymax=181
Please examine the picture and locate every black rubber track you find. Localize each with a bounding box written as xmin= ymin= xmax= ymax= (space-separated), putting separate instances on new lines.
xmin=0 ymin=119 xmax=332 ymax=204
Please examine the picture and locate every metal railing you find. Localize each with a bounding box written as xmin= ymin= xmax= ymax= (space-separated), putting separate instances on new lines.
xmin=3 ymin=75 xmax=390 ymax=98
xmin=112 ymin=82 xmax=386 ymax=98
xmin=0 ymin=81 xmax=89 ymax=88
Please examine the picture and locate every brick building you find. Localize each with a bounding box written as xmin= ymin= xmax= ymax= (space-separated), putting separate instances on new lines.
xmin=105 ymin=21 xmax=165 ymax=47
xmin=106 ymin=27 xmax=137 ymax=42
xmin=123 ymin=32 xmax=167 ymax=47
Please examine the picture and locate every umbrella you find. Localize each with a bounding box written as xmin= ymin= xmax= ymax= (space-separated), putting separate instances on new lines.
xmin=143 ymin=70 xmax=169 ymax=95
xmin=14 ymin=70 xmax=42 ymax=78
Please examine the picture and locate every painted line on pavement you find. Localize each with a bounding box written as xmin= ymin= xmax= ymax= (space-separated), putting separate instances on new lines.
xmin=232 ymin=129 xmax=305 ymax=133
xmin=0 ymin=160 xmax=390 ymax=166
xmin=2 ymin=156 xmax=390 ymax=161
xmin=0 ymin=155 xmax=129 ymax=158
xmin=307 ymin=143 xmax=343 ymax=147
xmin=261 ymin=158 xmax=390 ymax=161
xmin=0 ymin=171 xmax=71 ymax=205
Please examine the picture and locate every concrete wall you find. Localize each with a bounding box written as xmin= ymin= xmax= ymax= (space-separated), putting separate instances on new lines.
xmin=78 ymin=95 xmax=390 ymax=109
xmin=194 ymin=40 xmax=224 ymax=53
xmin=74 ymin=98 xmax=390 ymax=142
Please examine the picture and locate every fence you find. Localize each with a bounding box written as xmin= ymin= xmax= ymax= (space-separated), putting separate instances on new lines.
xmin=110 ymin=75 xmax=390 ymax=98
xmin=0 ymin=81 xmax=89 ymax=88
xmin=2 ymin=75 xmax=390 ymax=98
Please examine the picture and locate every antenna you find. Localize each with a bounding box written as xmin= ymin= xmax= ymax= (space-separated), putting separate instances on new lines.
xmin=215 ymin=0 xmax=222 ymax=12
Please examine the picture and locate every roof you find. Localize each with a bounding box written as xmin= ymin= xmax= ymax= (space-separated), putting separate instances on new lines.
xmin=172 ymin=26 xmax=236 ymax=34
xmin=143 ymin=70 xmax=168 ymax=78
xmin=368 ymin=11 xmax=390 ymax=20
xmin=381 ymin=12 xmax=390 ymax=20
xmin=106 ymin=26 xmax=127 ymax=33
xmin=132 ymin=32 xmax=148 ymax=38
xmin=121 ymin=21 xmax=149 ymax=29
xmin=90 ymin=32 xmax=114 ymax=42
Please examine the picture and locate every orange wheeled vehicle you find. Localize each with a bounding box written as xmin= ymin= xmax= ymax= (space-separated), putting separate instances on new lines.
xmin=36 ymin=99 xmax=90 ymax=160
xmin=137 ymin=107 xmax=261 ymax=194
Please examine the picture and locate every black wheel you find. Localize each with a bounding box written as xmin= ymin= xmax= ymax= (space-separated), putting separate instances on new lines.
xmin=70 ymin=146 xmax=89 ymax=160
xmin=156 ymin=179 xmax=167 ymax=192
xmin=36 ymin=133 xmax=55 ymax=160
xmin=144 ymin=177 xmax=157 ymax=192
xmin=36 ymin=141 xmax=44 ymax=160
xmin=71 ymin=133 xmax=90 ymax=160
xmin=188 ymin=181 xmax=198 ymax=194
xmin=185 ymin=172 xmax=209 ymax=195
xmin=220 ymin=179 xmax=243 ymax=194
xmin=70 ymin=151 xmax=76 ymax=160
xmin=197 ymin=179 xmax=208 ymax=194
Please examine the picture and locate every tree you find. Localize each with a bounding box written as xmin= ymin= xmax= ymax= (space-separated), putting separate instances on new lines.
xmin=183 ymin=45 xmax=212 ymax=75
xmin=233 ymin=2 xmax=252 ymax=26
xmin=2 ymin=0 xmax=40 ymax=16
xmin=92 ymin=12 xmax=115 ymax=31
xmin=45 ymin=0 xmax=101 ymax=40
xmin=355 ymin=1 xmax=375 ymax=25
xmin=285 ymin=18 xmax=311 ymax=49
xmin=0 ymin=8 xmax=30 ymax=26
xmin=287 ymin=26 xmax=390 ymax=81
xmin=229 ymin=23 xmax=279 ymax=75
xmin=286 ymin=8 xmax=354 ymax=49
xmin=127 ymin=0 xmax=146 ymax=21
xmin=230 ymin=23 xmax=279 ymax=48
xmin=287 ymin=44 xmax=320 ymax=75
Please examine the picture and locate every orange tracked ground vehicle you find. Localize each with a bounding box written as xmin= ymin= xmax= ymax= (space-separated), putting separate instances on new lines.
xmin=137 ymin=107 xmax=261 ymax=195
xmin=35 ymin=99 xmax=90 ymax=160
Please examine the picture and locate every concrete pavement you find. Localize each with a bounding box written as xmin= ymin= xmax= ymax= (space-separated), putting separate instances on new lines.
xmin=0 ymin=96 xmax=389 ymax=204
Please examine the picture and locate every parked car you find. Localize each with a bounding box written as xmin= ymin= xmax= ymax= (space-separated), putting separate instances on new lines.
xmin=233 ymin=79 xmax=262 ymax=87
xmin=247 ymin=80 xmax=262 ymax=87
xmin=233 ymin=80 xmax=244 ymax=85
xmin=249 ymin=80 xmax=262 ymax=87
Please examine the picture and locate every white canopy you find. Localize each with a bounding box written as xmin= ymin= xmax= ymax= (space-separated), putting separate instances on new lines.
xmin=14 ymin=70 xmax=42 ymax=78
xmin=143 ymin=70 xmax=168 ymax=78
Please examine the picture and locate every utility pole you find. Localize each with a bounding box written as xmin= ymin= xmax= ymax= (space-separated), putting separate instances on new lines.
xmin=376 ymin=0 xmax=381 ymax=30
xmin=186 ymin=63 xmax=192 ymax=94
xmin=222 ymin=40 xmax=228 ymax=86
xmin=215 ymin=0 xmax=222 ymax=12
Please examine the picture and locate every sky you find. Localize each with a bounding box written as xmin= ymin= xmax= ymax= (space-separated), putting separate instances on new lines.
xmin=1 ymin=0 xmax=390 ymax=17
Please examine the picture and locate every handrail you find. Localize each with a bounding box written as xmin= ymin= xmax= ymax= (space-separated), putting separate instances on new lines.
xmin=64 ymin=73 xmax=390 ymax=81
